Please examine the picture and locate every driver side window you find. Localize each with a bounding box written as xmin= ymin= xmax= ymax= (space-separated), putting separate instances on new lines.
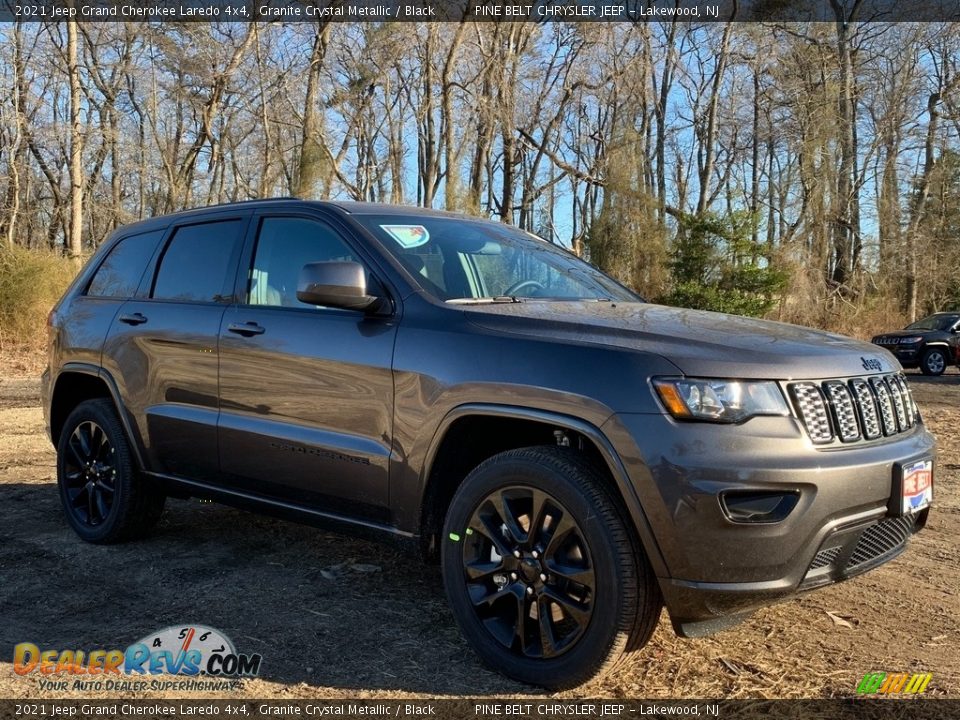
xmin=249 ymin=217 xmax=363 ymax=308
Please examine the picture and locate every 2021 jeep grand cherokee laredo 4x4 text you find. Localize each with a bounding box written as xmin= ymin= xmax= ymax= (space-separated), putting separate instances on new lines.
xmin=43 ymin=200 xmax=935 ymax=688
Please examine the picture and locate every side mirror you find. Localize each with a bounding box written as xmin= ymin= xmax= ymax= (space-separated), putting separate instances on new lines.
xmin=296 ymin=261 xmax=381 ymax=312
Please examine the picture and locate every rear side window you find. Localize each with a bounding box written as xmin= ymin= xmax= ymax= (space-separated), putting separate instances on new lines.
xmin=152 ymin=220 xmax=245 ymax=302
xmin=87 ymin=230 xmax=164 ymax=298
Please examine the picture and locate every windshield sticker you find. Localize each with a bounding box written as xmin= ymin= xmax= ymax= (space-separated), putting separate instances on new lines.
xmin=381 ymin=224 xmax=430 ymax=249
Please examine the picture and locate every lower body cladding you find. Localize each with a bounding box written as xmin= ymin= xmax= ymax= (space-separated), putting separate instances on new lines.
xmin=602 ymin=412 xmax=936 ymax=637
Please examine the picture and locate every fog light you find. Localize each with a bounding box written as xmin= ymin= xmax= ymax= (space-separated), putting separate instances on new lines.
xmin=721 ymin=491 xmax=799 ymax=523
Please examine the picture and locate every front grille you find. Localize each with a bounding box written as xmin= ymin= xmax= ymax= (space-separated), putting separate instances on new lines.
xmin=873 ymin=337 xmax=900 ymax=346
xmin=848 ymin=515 xmax=917 ymax=568
xmin=788 ymin=373 xmax=917 ymax=446
xmin=800 ymin=513 xmax=922 ymax=590
xmin=810 ymin=546 xmax=842 ymax=570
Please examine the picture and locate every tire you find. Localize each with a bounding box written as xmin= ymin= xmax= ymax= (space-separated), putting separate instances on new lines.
xmin=56 ymin=398 xmax=165 ymax=544
xmin=441 ymin=446 xmax=661 ymax=689
xmin=920 ymin=348 xmax=947 ymax=376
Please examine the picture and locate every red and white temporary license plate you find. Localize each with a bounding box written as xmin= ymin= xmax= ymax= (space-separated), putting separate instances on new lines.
xmin=900 ymin=459 xmax=933 ymax=515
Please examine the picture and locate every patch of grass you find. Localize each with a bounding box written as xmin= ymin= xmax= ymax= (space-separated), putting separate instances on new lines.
xmin=0 ymin=245 xmax=77 ymax=351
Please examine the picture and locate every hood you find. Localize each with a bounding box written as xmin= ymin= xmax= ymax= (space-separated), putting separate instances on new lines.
xmin=462 ymin=301 xmax=899 ymax=380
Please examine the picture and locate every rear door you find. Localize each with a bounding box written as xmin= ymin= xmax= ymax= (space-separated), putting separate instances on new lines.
xmin=216 ymin=211 xmax=397 ymax=521
xmin=101 ymin=213 xmax=250 ymax=481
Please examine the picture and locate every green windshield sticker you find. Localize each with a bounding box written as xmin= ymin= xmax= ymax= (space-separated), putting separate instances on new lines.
xmin=381 ymin=224 xmax=430 ymax=249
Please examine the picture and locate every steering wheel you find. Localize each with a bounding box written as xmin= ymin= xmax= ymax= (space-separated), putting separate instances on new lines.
xmin=504 ymin=279 xmax=545 ymax=297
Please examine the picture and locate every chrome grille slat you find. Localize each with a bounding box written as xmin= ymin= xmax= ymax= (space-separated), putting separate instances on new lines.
xmin=824 ymin=382 xmax=860 ymax=442
xmin=891 ymin=375 xmax=915 ymax=427
xmin=870 ymin=376 xmax=898 ymax=436
xmin=886 ymin=377 xmax=908 ymax=431
xmin=790 ymin=383 xmax=833 ymax=444
xmin=789 ymin=373 xmax=916 ymax=446
xmin=850 ymin=378 xmax=882 ymax=439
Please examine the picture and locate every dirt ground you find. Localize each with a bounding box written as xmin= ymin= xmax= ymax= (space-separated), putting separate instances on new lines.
xmin=0 ymin=364 xmax=957 ymax=700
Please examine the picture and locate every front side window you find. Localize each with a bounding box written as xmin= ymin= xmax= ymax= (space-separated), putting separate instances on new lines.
xmin=248 ymin=217 xmax=363 ymax=308
xmin=87 ymin=230 xmax=164 ymax=298
xmin=152 ymin=220 xmax=245 ymax=302
xmin=353 ymin=215 xmax=638 ymax=302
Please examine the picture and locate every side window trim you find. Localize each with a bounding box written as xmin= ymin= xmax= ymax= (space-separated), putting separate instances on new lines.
xmin=148 ymin=213 xmax=251 ymax=304
xmin=135 ymin=224 xmax=173 ymax=298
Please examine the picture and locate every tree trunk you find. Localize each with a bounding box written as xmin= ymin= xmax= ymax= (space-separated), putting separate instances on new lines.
xmin=296 ymin=24 xmax=332 ymax=198
xmin=696 ymin=21 xmax=732 ymax=216
xmin=442 ymin=23 xmax=467 ymax=211
xmin=829 ymin=0 xmax=863 ymax=287
xmin=67 ymin=19 xmax=84 ymax=264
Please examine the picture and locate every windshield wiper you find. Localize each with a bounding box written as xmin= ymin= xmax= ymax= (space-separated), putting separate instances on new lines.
xmin=447 ymin=296 xmax=523 ymax=304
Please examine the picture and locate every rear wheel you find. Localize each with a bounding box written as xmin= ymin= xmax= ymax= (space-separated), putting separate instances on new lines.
xmin=56 ymin=399 xmax=165 ymax=543
xmin=441 ymin=446 xmax=661 ymax=689
xmin=921 ymin=348 xmax=947 ymax=376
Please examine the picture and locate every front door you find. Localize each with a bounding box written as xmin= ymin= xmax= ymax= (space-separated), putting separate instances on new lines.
xmin=216 ymin=213 xmax=397 ymax=521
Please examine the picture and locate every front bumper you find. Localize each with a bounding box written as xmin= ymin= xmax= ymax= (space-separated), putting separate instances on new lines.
xmin=886 ymin=346 xmax=921 ymax=366
xmin=602 ymin=411 xmax=936 ymax=635
xmin=661 ymin=508 xmax=928 ymax=636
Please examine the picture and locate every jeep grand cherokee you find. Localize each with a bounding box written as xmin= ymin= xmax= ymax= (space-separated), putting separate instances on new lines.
xmin=42 ymin=200 xmax=936 ymax=688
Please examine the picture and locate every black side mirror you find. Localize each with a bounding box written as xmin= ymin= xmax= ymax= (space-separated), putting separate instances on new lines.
xmin=296 ymin=261 xmax=381 ymax=312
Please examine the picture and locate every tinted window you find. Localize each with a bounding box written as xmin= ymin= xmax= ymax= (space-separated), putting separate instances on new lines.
xmin=353 ymin=215 xmax=637 ymax=302
xmin=249 ymin=217 xmax=363 ymax=308
xmin=907 ymin=314 xmax=960 ymax=332
xmin=87 ymin=230 xmax=163 ymax=298
xmin=152 ymin=220 xmax=244 ymax=302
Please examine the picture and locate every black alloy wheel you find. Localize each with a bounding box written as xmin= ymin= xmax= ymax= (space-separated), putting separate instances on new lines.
xmin=463 ymin=486 xmax=595 ymax=659
xmin=442 ymin=446 xmax=662 ymax=689
xmin=62 ymin=420 xmax=118 ymax=527
xmin=57 ymin=399 xmax=165 ymax=543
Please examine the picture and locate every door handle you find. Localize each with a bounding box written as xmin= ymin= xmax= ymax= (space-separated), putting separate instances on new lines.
xmin=118 ymin=313 xmax=148 ymax=326
xmin=227 ymin=322 xmax=266 ymax=337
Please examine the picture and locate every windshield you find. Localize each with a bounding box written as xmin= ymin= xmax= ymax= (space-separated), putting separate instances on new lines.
xmin=355 ymin=214 xmax=639 ymax=303
xmin=906 ymin=314 xmax=959 ymax=331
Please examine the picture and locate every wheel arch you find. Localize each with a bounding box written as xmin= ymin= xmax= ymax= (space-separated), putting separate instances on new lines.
xmin=50 ymin=364 xmax=145 ymax=470
xmin=417 ymin=404 xmax=668 ymax=578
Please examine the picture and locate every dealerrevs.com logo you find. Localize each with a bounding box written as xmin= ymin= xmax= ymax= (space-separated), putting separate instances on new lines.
xmin=14 ymin=625 xmax=262 ymax=691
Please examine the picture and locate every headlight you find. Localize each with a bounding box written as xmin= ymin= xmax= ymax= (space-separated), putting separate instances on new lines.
xmin=899 ymin=336 xmax=924 ymax=344
xmin=652 ymin=377 xmax=790 ymax=423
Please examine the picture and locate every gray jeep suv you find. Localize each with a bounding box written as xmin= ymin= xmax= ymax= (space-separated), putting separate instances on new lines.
xmin=42 ymin=199 xmax=935 ymax=688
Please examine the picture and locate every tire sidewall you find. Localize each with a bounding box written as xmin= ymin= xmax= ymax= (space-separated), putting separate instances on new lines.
xmin=56 ymin=400 xmax=134 ymax=543
xmin=441 ymin=453 xmax=632 ymax=687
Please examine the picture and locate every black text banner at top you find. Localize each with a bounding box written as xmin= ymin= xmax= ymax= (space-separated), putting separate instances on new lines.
xmin=3 ymin=0 xmax=960 ymax=22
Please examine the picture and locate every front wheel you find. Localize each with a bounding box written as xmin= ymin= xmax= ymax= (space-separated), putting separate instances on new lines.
xmin=921 ymin=348 xmax=947 ymax=376
xmin=56 ymin=399 xmax=165 ymax=543
xmin=441 ymin=446 xmax=661 ymax=689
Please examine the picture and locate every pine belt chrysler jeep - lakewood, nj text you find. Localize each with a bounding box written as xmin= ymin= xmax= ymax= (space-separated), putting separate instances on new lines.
xmin=42 ymin=200 xmax=936 ymax=688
